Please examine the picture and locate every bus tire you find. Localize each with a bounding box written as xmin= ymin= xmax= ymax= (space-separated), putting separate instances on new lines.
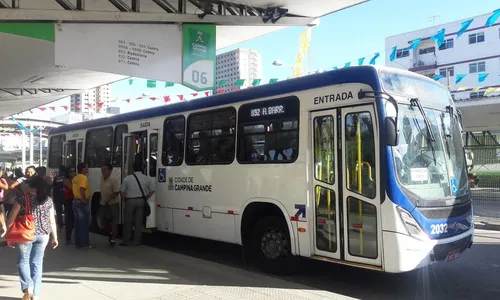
xmin=249 ymin=216 xmax=294 ymax=276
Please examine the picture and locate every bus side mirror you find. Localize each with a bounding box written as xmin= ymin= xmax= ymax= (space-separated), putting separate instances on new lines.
xmin=385 ymin=117 xmax=398 ymax=146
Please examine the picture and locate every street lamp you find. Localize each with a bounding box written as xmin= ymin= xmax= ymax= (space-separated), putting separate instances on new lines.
xmin=272 ymin=60 xmax=321 ymax=76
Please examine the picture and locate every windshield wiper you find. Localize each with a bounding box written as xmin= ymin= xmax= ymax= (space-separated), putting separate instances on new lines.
xmin=410 ymin=98 xmax=437 ymax=164
xmin=440 ymin=113 xmax=451 ymax=157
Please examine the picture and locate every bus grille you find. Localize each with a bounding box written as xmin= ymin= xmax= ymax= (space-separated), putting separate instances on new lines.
xmin=432 ymin=235 xmax=472 ymax=261
xmin=419 ymin=201 xmax=471 ymax=220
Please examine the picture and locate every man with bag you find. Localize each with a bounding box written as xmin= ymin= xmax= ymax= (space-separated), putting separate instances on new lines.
xmin=119 ymin=162 xmax=154 ymax=246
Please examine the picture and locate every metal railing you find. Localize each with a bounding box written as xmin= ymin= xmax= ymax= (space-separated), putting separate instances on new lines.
xmin=464 ymin=131 xmax=500 ymax=221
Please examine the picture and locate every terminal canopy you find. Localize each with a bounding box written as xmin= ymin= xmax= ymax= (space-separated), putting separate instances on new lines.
xmin=0 ymin=0 xmax=368 ymax=117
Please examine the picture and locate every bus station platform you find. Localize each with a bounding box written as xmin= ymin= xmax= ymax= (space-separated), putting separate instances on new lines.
xmin=0 ymin=233 xmax=353 ymax=300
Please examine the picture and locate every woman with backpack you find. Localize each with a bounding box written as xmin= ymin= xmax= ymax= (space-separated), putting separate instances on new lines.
xmin=5 ymin=175 xmax=58 ymax=300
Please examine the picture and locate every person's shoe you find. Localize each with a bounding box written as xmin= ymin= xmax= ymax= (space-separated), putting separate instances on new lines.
xmin=109 ymin=240 xmax=117 ymax=248
xmin=83 ymin=244 xmax=96 ymax=249
xmin=22 ymin=288 xmax=32 ymax=300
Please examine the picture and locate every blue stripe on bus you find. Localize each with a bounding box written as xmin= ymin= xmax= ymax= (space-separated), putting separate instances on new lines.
xmin=50 ymin=66 xmax=381 ymax=135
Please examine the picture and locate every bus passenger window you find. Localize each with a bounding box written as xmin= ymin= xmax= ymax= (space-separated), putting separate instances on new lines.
xmin=237 ymin=96 xmax=299 ymax=164
xmin=85 ymin=127 xmax=113 ymax=168
xmin=162 ymin=116 xmax=185 ymax=166
xmin=48 ymin=135 xmax=66 ymax=168
xmin=186 ymin=108 xmax=236 ymax=165
xmin=345 ymin=112 xmax=376 ymax=199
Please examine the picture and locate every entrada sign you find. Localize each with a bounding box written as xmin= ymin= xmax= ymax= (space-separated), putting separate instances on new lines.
xmin=314 ymin=91 xmax=354 ymax=105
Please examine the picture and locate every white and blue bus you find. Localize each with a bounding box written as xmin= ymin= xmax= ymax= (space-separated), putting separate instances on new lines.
xmin=48 ymin=66 xmax=473 ymax=274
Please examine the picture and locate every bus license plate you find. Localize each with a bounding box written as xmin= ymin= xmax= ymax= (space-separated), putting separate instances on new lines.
xmin=447 ymin=249 xmax=461 ymax=262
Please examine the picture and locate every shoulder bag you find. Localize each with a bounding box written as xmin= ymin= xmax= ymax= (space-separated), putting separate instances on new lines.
xmin=132 ymin=174 xmax=151 ymax=217
xmin=5 ymin=192 xmax=35 ymax=243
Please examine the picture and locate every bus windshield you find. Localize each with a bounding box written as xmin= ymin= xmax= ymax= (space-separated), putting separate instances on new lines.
xmin=392 ymin=104 xmax=467 ymax=201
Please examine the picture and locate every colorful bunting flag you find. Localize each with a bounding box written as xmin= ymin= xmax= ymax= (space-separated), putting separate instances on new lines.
xmin=406 ymin=38 xmax=421 ymax=50
xmin=358 ymin=57 xmax=365 ymax=66
xmin=457 ymin=19 xmax=474 ymax=39
xmin=389 ymin=46 xmax=397 ymax=62
xmin=235 ymin=79 xmax=245 ymax=87
xmin=486 ymin=9 xmax=500 ymax=27
xmin=478 ymin=73 xmax=489 ymax=83
xmin=455 ymin=74 xmax=467 ymax=84
xmin=252 ymin=79 xmax=261 ymax=86
xmin=430 ymin=28 xmax=446 ymax=48
xmin=369 ymin=53 xmax=380 ymax=65
xmin=146 ymin=80 xmax=157 ymax=88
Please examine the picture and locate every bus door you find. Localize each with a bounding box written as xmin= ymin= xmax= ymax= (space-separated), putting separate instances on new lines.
xmin=63 ymin=139 xmax=82 ymax=169
xmin=311 ymin=109 xmax=341 ymax=260
xmin=121 ymin=130 xmax=158 ymax=228
xmin=76 ymin=139 xmax=84 ymax=164
xmin=145 ymin=129 xmax=158 ymax=228
xmin=311 ymin=105 xmax=381 ymax=267
xmin=340 ymin=105 xmax=381 ymax=267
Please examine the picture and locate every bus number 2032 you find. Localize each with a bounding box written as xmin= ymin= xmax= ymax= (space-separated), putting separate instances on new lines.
xmin=430 ymin=223 xmax=448 ymax=235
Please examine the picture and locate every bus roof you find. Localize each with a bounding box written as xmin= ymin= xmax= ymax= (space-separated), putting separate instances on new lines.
xmin=50 ymin=65 xmax=382 ymax=135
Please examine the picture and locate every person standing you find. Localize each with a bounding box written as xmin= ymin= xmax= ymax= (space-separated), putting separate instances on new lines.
xmin=63 ymin=167 xmax=76 ymax=245
xmin=72 ymin=162 xmax=95 ymax=249
xmin=52 ymin=166 xmax=67 ymax=230
xmin=6 ymin=175 xmax=58 ymax=300
xmin=120 ymin=163 xmax=155 ymax=246
xmin=0 ymin=167 xmax=8 ymax=245
xmin=99 ymin=163 xmax=120 ymax=248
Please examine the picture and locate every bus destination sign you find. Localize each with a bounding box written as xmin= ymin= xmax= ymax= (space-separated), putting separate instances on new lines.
xmin=250 ymin=105 xmax=285 ymax=118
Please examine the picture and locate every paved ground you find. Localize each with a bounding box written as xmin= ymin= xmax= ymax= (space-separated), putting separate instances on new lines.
xmin=1 ymin=229 xmax=499 ymax=300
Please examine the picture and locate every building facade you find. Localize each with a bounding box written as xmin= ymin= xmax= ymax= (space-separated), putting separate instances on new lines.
xmin=214 ymin=49 xmax=263 ymax=94
xmin=385 ymin=12 xmax=500 ymax=100
xmin=70 ymin=84 xmax=112 ymax=114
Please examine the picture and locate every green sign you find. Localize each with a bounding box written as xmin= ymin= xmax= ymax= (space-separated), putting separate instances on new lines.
xmin=0 ymin=23 xmax=55 ymax=42
xmin=182 ymin=24 xmax=216 ymax=91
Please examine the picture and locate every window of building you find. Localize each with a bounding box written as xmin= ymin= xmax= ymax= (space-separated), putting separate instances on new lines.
xmin=439 ymin=67 xmax=455 ymax=77
xmin=469 ymin=32 xmax=485 ymax=44
xmin=470 ymin=91 xmax=486 ymax=99
xmin=438 ymin=39 xmax=454 ymax=50
xmin=112 ymin=124 xmax=128 ymax=166
xmin=48 ymin=134 xmax=66 ymax=168
xmin=419 ymin=47 xmax=435 ymax=55
xmin=162 ymin=115 xmax=185 ymax=166
xmin=237 ymin=96 xmax=299 ymax=164
xmin=85 ymin=126 xmax=113 ymax=168
xmin=396 ymin=49 xmax=409 ymax=59
xmin=469 ymin=61 xmax=486 ymax=73
xmin=186 ymin=107 xmax=236 ymax=165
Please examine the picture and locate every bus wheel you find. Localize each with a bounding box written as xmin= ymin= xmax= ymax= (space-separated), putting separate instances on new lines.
xmin=250 ymin=216 xmax=294 ymax=275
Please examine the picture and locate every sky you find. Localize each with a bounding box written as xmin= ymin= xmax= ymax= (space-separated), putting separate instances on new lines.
xmin=31 ymin=0 xmax=500 ymax=117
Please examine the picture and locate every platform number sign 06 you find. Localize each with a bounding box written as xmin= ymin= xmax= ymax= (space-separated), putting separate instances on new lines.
xmin=192 ymin=70 xmax=208 ymax=85
xmin=430 ymin=223 xmax=448 ymax=235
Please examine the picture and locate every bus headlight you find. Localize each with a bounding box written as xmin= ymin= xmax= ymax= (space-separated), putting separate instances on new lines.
xmin=397 ymin=207 xmax=427 ymax=240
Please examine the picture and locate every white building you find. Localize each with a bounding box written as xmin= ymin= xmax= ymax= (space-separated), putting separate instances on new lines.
xmin=385 ymin=11 xmax=500 ymax=100
xmin=50 ymin=112 xmax=84 ymax=125
xmin=70 ymin=84 xmax=112 ymax=114
xmin=214 ymin=49 xmax=263 ymax=94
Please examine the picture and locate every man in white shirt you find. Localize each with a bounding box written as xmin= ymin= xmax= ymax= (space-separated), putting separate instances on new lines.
xmin=99 ymin=163 xmax=120 ymax=248
xmin=119 ymin=163 xmax=155 ymax=246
